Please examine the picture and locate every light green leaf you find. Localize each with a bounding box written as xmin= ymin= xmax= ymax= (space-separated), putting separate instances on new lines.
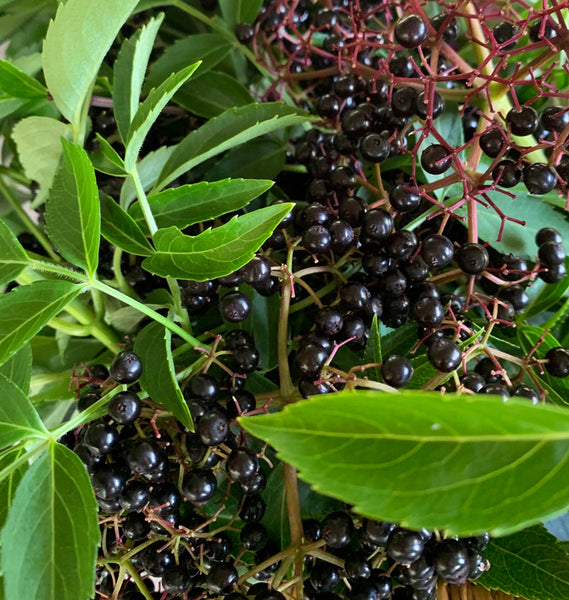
xmin=90 ymin=133 xmax=126 ymax=176
xmin=0 ymin=280 xmax=83 ymax=367
xmin=0 ymin=447 xmax=26 ymax=529
xmin=129 ymin=178 xmax=273 ymax=231
xmin=174 ymin=70 xmax=253 ymax=119
xmin=100 ymin=192 xmax=154 ymax=256
xmin=0 ymin=372 xmax=47 ymax=448
xmin=42 ymin=0 xmax=140 ymax=128
xmin=0 ymin=217 xmax=28 ymax=285
xmin=240 ymin=390 xmax=569 ymax=536
xmin=0 ymin=343 xmax=32 ymax=394
xmin=12 ymin=116 xmax=70 ymax=204
xmin=134 ymin=321 xmax=193 ymax=431
xmin=0 ymin=58 xmax=46 ymax=98
xmin=45 ymin=138 xmax=100 ymax=276
xmin=219 ymin=0 xmax=263 ymax=28
xmin=142 ymin=203 xmax=294 ymax=281
xmin=144 ymin=33 xmax=232 ymax=91
xmin=1 ymin=442 xmax=99 ymax=600
xmin=113 ymin=13 xmax=164 ymax=142
xmin=155 ymin=102 xmax=311 ymax=191
xmin=363 ymin=315 xmax=382 ymax=382
xmin=479 ymin=525 xmax=569 ymax=600
xmin=124 ymin=62 xmax=201 ymax=172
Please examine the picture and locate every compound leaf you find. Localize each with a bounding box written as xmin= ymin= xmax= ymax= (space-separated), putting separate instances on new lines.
xmin=0 ymin=217 xmax=28 ymax=285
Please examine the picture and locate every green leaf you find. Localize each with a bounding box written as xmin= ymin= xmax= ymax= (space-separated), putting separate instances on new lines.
xmin=12 ymin=116 xmax=70 ymax=204
xmin=130 ymin=178 xmax=273 ymax=231
xmin=205 ymin=138 xmax=286 ymax=181
xmin=0 ymin=58 xmax=46 ymax=98
xmin=0 ymin=217 xmax=28 ymax=285
xmin=155 ymin=102 xmax=311 ymax=191
xmin=1 ymin=442 xmax=99 ymax=600
xmin=100 ymin=192 xmax=154 ymax=257
xmin=363 ymin=315 xmax=382 ymax=382
xmin=174 ymin=70 xmax=253 ymax=119
xmin=240 ymin=390 xmax=569 ymax=536
xmin=124 ymin=62 xmax=201 ymax=172
xmin=42 ymin=0 xmax=140 ymax=128
xmin=0 ymin=371 xmax=47 ymax=447
xmin=134 ymin=321 xmax=193 ymax=430
xmin=0 ymin=448 xmax=26 ymax=529
xmin=250 ymin=292 xmax=280 ymax=372
xmin=0 ymin=343 xmax=32 ymax=394
xmin=219 ymin=0 xmax=263 ymax=28
xmin=45 ymin=138 xmax=100 ymax=276
xmin=144 ymin=34 xmax=232 ymax=91
xmin=113 ymin=13 xmax=164 ymax=142
xmin=143 ymin=203 xmax=294 ymax=281
xmin=0 ymin=280 xmax=83 ymax=367
xmin=90 ymin=133 xmax=126 ymax=176
xmin=479 ymin=525 xmax=569 ymax=600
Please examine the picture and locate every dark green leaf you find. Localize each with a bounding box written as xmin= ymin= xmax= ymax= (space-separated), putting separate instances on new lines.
xmin=363 ymin=315 xmax=382 ymax=382
xmin=250 ymin=292 xmax=280 ymax=372
xmin=0 ymin=448 xmax=25 ymax=529
xmin=205 ymin=138 xmax=286 ymax=181
xmin=90 ymin=133 xmax=126 ymax=176
xmin=132 ymin=178 xmax=273 ymax=230
xmin=143 ymin=203 xmax=294 ymax=280
xmin=124 ymin=62 xmax=201 ymax=172
xmin=0 ymin=217 xmax=28 ymax=285
xmin=42 ymin=0 xmax=140 ymax=127
xmin=174 ymin=70 xmax=253 ymax=119
xmin=113 ymin=14 xmax=164 ymax=142
xmin=100 ymin=192 xmax=154 ymax=256
xmin=155 ymin=102 xmax=311 ymax=191
xmin=11 ymin=116 xmax=70 ymax=204
xmin=45 ymin=139 xmax=100 ymax=276
xmin=0 ymin=372 xmax=47 ymax=447
xmin=1 ymin=442 xmax=99 ymax=600
xmin=0 ymin=280 xmax=83 ymax=367
xmin=0 ymin=58 xmax=46 ymax=98
xmin=381 ymin=321 xmax=418 ymax=357
xmin=0 ymin=343 xmax=32 ymax=394
xmin=134 ymin=321 xmax=193 ymax=431
xmin=219 ymin=0 xmax=263 ymax=28
xmin=479 ymin=525 xmax=569 ymax=600
xmin=240 ymin=390 xmax=569 ymax=536
xmin=144 ymin=34 xmax=232 ymax=92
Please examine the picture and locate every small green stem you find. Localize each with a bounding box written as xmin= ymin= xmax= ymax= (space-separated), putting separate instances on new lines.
xmin=48 ymin=317 xmax=92 ymax=337
xmin=123 ymin=561 xmax=154 ymax=600
xmin=130 ymin=168 xmax=158 ymax=236
xmin=0 ymin=441 xmax=47 ymax=483
xmin=112 ymin=246 xmax=133 ymax=296
xmin=0 ymin=177 xmax=60 ymax=262
xmin=278 ymin=246 xmax=296 ymax=401
xmin=284 ymin=463 xmax=304 ymax=600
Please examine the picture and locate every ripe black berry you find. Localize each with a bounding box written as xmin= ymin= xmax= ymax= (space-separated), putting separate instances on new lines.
xmin=108 ymin=391 xmax=141 ymax=424
xmin=233 ymin=344 xmax=260 ymax=373
xmin=541 ymin=106 xmax=569 ymax=133
xmin=394 ymin=15 xmax=428 ymax=48
xmin=220 ymin=291 xmax=251 ymax=322
xmin=545 ymin=347 xmax=569 ymax=377
xmin=341 ymin=282 xmax=371 ymax=311
xmin=506 ymin=106 xmax=538 ymax=136
xmin=110 ymin=351 xmax=142 ymax=384
xmin=206 ymin=562 xmax=238 ymax=593
xmin=360 ymin=133 xmax=390 ymax=162
xmin=392 ymin=87 xmax=418 ymax=118
xmin=523 ymin=163 xmax=557 ymax=194
xmin=421 ymin=234 xmax=454 ymax=269
xmin=295 ymin=343 xmax=329 ymax=378
xmin=493 ymin=21 xmax=517 ymax=49
xmin=536 ymin=227 xmax=562 ymax=246
xmin=427 ymin=338 xmax=462 ymax=372
xmin=235 ymin=23 xmax=254 ymax=44
xmin=362 ymin=209 xmax=393 ymax=240
xmin=198 ymin=409 xmax=229 ymax=446
xmin=538 ymin=241 xmax=566 ymax=266
xmin=415 ymin=91 xmax=445 ymax=120
xmin=492 ymin=159 xmax=522 ymax=188
xmin=240 ymin=494 xmax=267 ymax=521
xmin=315 ymin=307 xmax=344 ymax=337
xmin=434 ymin=539 xmax=470 ymax=584
xmin=479 ymin=128 xmax=505 ymax=158
xmin=386 ymin=528 xmax=425 ymax=565
xmin=226 ymin=448 xmax=259 ymax=482
xmin=182 ymin=468 xmax=217 ymax=504
xmin=321 ymin=511 xmax=354 ymax=548
xmin=420 ymin=145 xmax=452 ymax=175
xmin=120 ymin=480 xmax=150 ymax=511
xmin=413 ymin=297 xmax=444 ymax=327
xmin=303 ymin=225 xmax=332 ymax=255
xmin=381 ymin=354 xmax=413 ymax=387
xmin=389 ymin=185 xmax=421 ymax=213
xmin=456 ymin=243 xmax=489 ymax=274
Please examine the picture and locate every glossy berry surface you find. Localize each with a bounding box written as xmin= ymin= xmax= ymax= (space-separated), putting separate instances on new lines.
xmin=394 ymin=15 xmax=428 ymax=48
xmin=110 ymin=351 xmax=142 ymax=384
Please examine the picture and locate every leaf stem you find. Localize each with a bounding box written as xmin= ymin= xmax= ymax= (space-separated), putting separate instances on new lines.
xmin=278 ymin=245 xmax=296 ymax=401
xmin=284 ymin=463 xmax=304 ymax=600
xmin=130 ymin=167 xmax=158 ymax=236
xmin=0 ymin=440 xmax=47 ymax=483
xmin=123 ymin=560 xmax=155 ymax=600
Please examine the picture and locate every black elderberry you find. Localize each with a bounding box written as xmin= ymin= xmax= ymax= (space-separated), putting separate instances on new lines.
xmin=390 ymin=185 xmax=421 ymax=213
xmin=226 ymin=390 xmax=256 ymax=418
xmin=499 ymin=285 xmax=529 ymax=312
xmin=298 ymin=203 xmax=330 ymax=230
xmin=240 ymin=494 xmax=267 ymax=522
xmin=523 ymin=163 xmax=557 ymax=194
xmin=506 ymin=106 xmax=539 ymax=136
xmin=538 ymin=241 xmax=566 ymax=266
xmin=415 ymin=91 xmax=445 ymax=120
xmin=536 ymin=227 xmax=562 ymax=245
xmin=382 ymin=269 xmax=407 ymax=297
xmin=91 ymin=464 xmax=127 ymax=500
xmin=492 ymin=159 xmax=522 ymax=188
xmin=182 ymin=468 xmax=217 ymax=504
xmin=303 ymin=225 xmax=332 ymax=255
xmin=456 ymin=243 xmax=489 ymax=274
xmin=541 ymin=106 xmax=569 ymax=133
xmin=317 ymin=94 xmax=341 ymax=118
xmin=240 ymin=256 xmax=271 ymax=285
xmin=362 ymin=252 xmax=391 ymax=277
xmin=386 ymin=528 xmax=425 ymax=565
xmin=295 ymin=343 xmax=328 ymax=378
xmin=333 ymin=132 xmax=358 ymax=155
xmin=310 ymin=561 xmax=340 ymax=592
xmin=341 ymin=109 xmax=371 ymax=139
xmin=481 ymin=382 xmax=510 ymax=402
xmin=540 ymin=262 xmax=567 ymax=283
xmin=529 ymin=18 xmax=557 ymax=42
xmin=459 ymin=372 xmax=485 ymax=393
xmin=84 ymin=422 xmax=118 ymax=455
xmin=110 ymin=350 xmax=142 ymax=384
xmin=427 ymin=338 xmax=462 ymax=372
xmin=321 ymin=511 xmax=354 ymax=548
xmin=198 ymin=409 xmax=229 ymax=446
xmin=220 ymin=291 xmax=251 ymax=322
xmin=329 ymin=220 xmax=355 ymax=252
xmin=394 ymin=15 xmax=428 ymax=48
xmin=512 ymin=384 xmax=540 ymax=404
xmin=493 ymin=21 xmax=517 ymax=49
xmin=413 ymin=297 xmax=444 ymax=327
xmin=362 ymin=209 xmax=393 ymax=240
xmin=479 ymin=128 xmax=505 ymax=158
xmin=125 ymin=440 xmax=164 ymax=475
xmin=226 ymin=448 xmax=259 ymax=482
xmin=421 ymin=234 xmax=454 ymax=269
xmin=434 ymin=539 xmax=470 ymax=584
xmin=360 ymin=133 xmax=390 ymax=162
xmin=431 ymin=13 xmax=459 ymax=42
xmin=120 ymin=480 xmax=150 ymax=511
xmin=389 ymin=52 xmax=415 ymax=78
xmin=402 ymin=256 xmax=429 ymax=282
xmin=78 ymin=390 xmax=100 ymax=412
xmin=392 ymin=87 xmax=418 ymax=118
xmin=108 ymin=391 xmax=141 ymax=424
xmin=225 ymin=329 xmax=253 ymax=351
xmin=545 ymin=347 xmax=569 ymax=377
xmin=240 ymin=522 xmax=268 ymax=552
xmin=235 ymin=22 xmax=254 ymax=44
xmin=372 ymin=573 xmax=393 ymax=599
xmin=362 ymin=520 xmax=396 ymax=546
xmin=420 ymin=144 xmax=452 ymax=175
xmin=206 ymin=562 xmax=238 ymax=594
xmin=341 ymin=282 xmax=371 ymax=311
xmin=385 ymin=231 xmax=418 ymax=260
xmin=381 ymin=354 xmax=413 ymax=387
xmin=123 ymin=512 xmax=150 ymax=541
xmin=233 ymin=344 xmax=260 ymax=373
xmin=162 ymin=564 xmax=192 ymax=595
xmin=315 ymin=307 xmax=344 ymax=337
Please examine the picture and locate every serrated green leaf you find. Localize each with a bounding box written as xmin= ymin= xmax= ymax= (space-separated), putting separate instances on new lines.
xmin=219 ymin=0 xmax=263 ymax=28
xmin=134 ymin=321 xmax=193 ymax=430
xmin=0 ymin=58 xmax=46 ymax=98
xmin=174 ymin=70 xmax=253 ymax=119
xmin=363 ymin=315 xmax=382 ymax=382
xmin=90 ymin=133 xmax=126 ymax=176
xmin=205 ymin=138 xmax=286 ymax=181
xmin=130 ymin=178 xmax=273 ymax=231
xmin=155 ymin=102 xmax=311 ymax=191
xmin=0 ymin=372 xmax=47 ymax=447
xmin=45 ymin=139 xmax=100 ymax=276
xmin=0 ymin=448 xmax=26 ymax=529
xmin=240 ymin=390 xmax=569 ymax=536
xmin=0 ymin=217 xmax=28 ymax=285
xmin=124 ymin=62 xmax=201 ymax=172
xmin=479 ymin=525 xmax=569 ymax=600
xmin=144 ymin=33 xmax=232 ymax=92
xmin=12 ymin=116 xmax=70 ymax=204
xmin=1 ymin=442 xmax=99 ymax=600
xmin=0 ymin=343 xmax=32 ymax=394
xmin=250 ymin=292 xmax=280 ymax=372
xmin=0 ymin=280 xmax=83 ymax=367
xmin=100 ymin=192 xmax=154 ymax=257
xmin=42 ymin=0 xmax=140 ymax=128
xmin=143 ymin=203 xmax=294 ymax=281
xmin=113 ymin=13 xmax=164 ymax=142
